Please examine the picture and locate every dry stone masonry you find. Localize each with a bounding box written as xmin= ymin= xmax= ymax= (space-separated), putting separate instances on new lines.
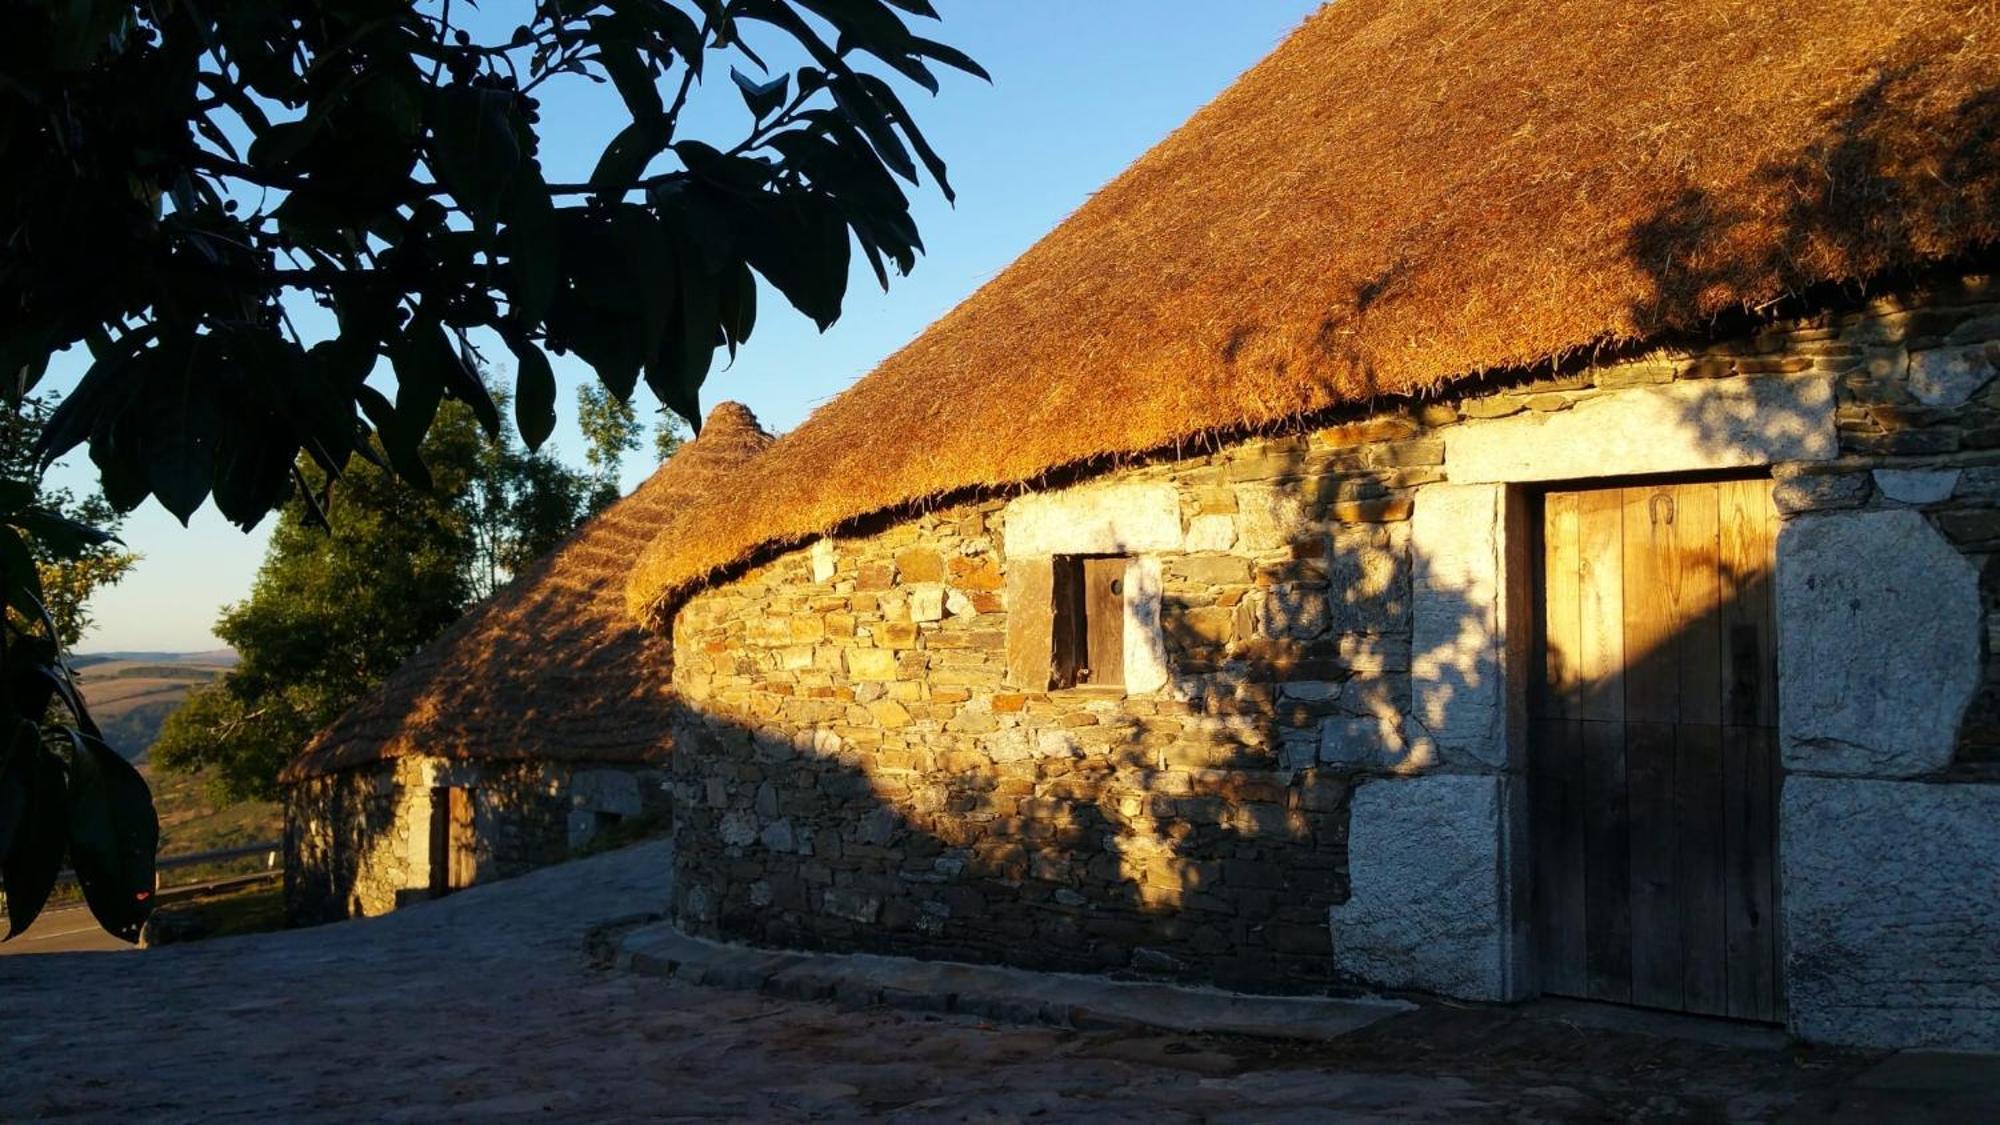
xmin=663 ymin=274 xmax=2000 ymax=1045
xmin=286 ymin=757 xmax=670 ymax=923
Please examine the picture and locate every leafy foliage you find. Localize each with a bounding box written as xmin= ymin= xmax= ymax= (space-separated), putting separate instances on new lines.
xmin=577 ymin=382 xmax=646 ymax=512
xmin=153 ymin=404 xmax=590 ymax=803
xmin=0 ymin=0 xmax=980 ymax=937
xmin=0 ymin=397 xmax=138 ymax=648
xmin=0 ymin=395 xmax=153 ymax=941
xmin=654 ymin=410 xmax=691 ymax=464
xmin=577 ymin=382 xmax=691 ymax=510
xmin=467 ymin=388 xmax=596 ymax=599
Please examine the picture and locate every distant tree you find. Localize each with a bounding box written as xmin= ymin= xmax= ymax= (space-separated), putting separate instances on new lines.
xmin=577 ymin=383 xmax=646 ymax=512
xmin=153 ymin=403 xmax=590 ymax=803
xmin=1 ymin=0 xmax=980 ymax=940
xmin=466 ymin=387 xmax=594 ymax=599
xmin=654 ymin=410 xmax=691 ymax=464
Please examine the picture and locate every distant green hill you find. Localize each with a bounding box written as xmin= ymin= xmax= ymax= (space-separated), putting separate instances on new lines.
xmin=71 ymin=651 xmax=238 ymax=761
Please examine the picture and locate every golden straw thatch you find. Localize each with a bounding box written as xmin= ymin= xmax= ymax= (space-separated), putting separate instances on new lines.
xmin=282 ymin=402 xmax=774 ymax=781
xmin=627 ymin=0 xmax=2000 ymax=621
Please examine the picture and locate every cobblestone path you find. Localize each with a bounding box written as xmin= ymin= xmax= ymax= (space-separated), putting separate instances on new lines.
xmin=0 ymin=842 xmax=1973 ymax=1122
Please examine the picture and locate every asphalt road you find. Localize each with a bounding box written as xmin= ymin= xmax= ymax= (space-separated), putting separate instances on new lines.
xmin=0 ymin=903 xmax=133 ymax=956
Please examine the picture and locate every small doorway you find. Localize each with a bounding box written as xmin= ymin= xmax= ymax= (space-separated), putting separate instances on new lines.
xmin=428 ymin=786 xmax=478 ymax=895
xmin=1529 ymin=475 xmax=1783 ymax=1022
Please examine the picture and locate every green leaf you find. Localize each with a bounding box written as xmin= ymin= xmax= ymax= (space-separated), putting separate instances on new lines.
xmin=7 ymin=508 xmax=115 ymax=555
xmin=35 ymin=340 xmax=144 ymax=470
xmin=717 ymin=261 xmax=758 ymax=356
xmin=591 ymin=119 xmax=670 ymax=191
xmin=0 ymin=524 xmax=43 ymax=615
xmin=731 ymin=67 xmax=791 ymax=120
xmin=852 ymin=74 xmax=957 ymax=201
xmin=62 ymin=731 xmax=158 ymax=944
xmin=507 ymin=171 xmax=561 ymax=326
xmin=380 ymin=327 xmax=446 ymax=490
xmin=740 ymin=193 xmax=851 ymax=329
xmin=33 ymin=665 xmax=100 ymax=739
xmin=827 ymin=77 xmax=916 ymax=183
xmin=88 ymin=406 xmax=151 ymax=513
xmin=246 ymin=119 xmax=320 ymax=174
xmin=794 ymin=0 xmax=915 ymax=45
xmin=398 ymin=320 xmax=498 ymax=438
xmin=909 ymin=35 xmax=991 ymax=82
xmin=511 ymin=336 xmax=558 ymax=452
xmin=141 ymin=340 xmax=220 ymax=524
xmin=429 ymin=85 xmax=523 ymax=236
xmin=293 ymin=340 xmax=368 ymax=474
xmin=212 ymin=401 xmax=298 ymax=530
xmin=1 ymin=731 xmax=67 ymax=940
xmin=595 ymin=31 xmax=665 ymax=121
xmin=547 ymin=207 xmax=666 ymax=399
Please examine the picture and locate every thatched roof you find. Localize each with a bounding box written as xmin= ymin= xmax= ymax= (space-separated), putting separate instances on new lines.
xmin=283 ymin=402 xmax=774 ymax=782
xmin=628 ymin=0 xmax=2000 ymax=621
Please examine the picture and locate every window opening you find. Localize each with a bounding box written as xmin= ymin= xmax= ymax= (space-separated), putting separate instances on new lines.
xmin=1052 ymin=555 xmax=1128 ymax=689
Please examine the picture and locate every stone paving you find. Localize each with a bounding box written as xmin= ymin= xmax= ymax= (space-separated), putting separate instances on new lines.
xmin=1 ymin=841 xmax=1992 ymax=1122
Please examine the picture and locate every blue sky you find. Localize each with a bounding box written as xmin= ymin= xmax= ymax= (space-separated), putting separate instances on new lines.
xmin=52 ymin=1 xmax=1325 ymax=653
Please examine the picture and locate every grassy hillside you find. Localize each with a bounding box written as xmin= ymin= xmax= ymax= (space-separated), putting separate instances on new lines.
xmin=72 ymin=651 xmax=237 ymax=760
xmin=144 ymin=762 xmax=282 ymax=862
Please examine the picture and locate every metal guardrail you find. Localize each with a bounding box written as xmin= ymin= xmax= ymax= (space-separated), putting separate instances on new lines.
xmin=45 ymin=839 xmax=282 ymax=888
xmin=155 ymin=841 xmax=282 ymax=872
xmin=152 ymin=869 xmax=282 ymax=905
xmin=1 ymin=841 xmax=284 ymax=922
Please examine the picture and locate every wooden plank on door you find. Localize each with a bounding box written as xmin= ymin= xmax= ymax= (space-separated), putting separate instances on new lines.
xmin=1724 ymin=726 xmax=1782 ymax=1022
xmin=1626 ymin=721 xmax=1681 ymax=1011
xmin=1576 ymin=491 xmax=1625 ymax=723
xmin=1540 ymin=493 xmax=1583 ymax=720
xmin=448 ymin=787 xmax=476 ymax=890
xmin=1718 ymin=479 xmax=1777 ymax=728
xmin=1622 ymin=488 xmax=1680 ymax=723
xmin=1532 ymin=719 xmax=1589 ymax=997
xmin=1677 ymin=724 xmax=1728 ymax=1016
xmin=1082 ymin=556 xmax=1127 ymax=688
xmin=1671 ymin=484 xmax=1723 ymax=727
xmin=1581 ymin=720 xmax=1631 ymax=1002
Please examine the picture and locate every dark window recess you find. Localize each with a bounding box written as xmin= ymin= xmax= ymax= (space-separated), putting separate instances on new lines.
xmin=1051 ymin=555 xmax=1128 ymax=689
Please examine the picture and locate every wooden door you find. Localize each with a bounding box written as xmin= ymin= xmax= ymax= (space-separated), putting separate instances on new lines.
xmin=1531 ymin=477 xmax=1782 ymax=1022
xmin=448 ymin=787 xmax=477 ymax=890
xmin=431 ymin=786 xmax=478 ymax=894
xmin=1081 ymin=557 xmax=1127 ymax=688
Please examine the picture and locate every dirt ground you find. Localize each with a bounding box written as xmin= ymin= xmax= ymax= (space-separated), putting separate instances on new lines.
xmin=1 ymin=841 xmax=1987 ymax=1123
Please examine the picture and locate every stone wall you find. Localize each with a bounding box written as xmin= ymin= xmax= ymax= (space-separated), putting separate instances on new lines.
xmin=665 ymin=272 xmax=2000 ymax=1040
xmin=285 ymin=756 xmax=671 ymax=925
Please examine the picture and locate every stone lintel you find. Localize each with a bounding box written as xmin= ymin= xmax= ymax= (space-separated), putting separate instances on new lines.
xmin=1444 ymin=376 xmax=1836 ymax=484
xmin=1004 ymin=481 xmax=1183 ymax=557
